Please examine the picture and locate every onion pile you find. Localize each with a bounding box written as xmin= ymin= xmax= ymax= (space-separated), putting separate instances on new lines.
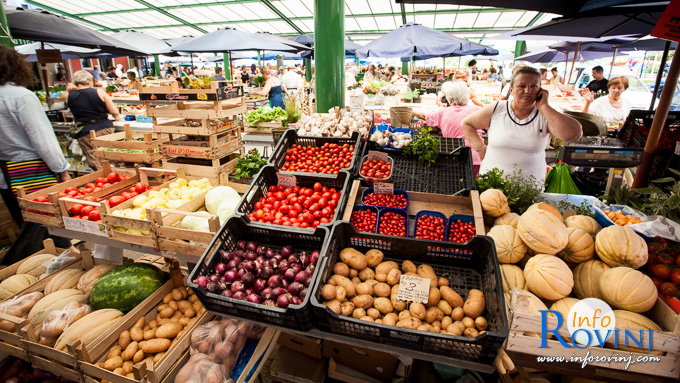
xmin=193 ymin=240 xmax=320 ymax=308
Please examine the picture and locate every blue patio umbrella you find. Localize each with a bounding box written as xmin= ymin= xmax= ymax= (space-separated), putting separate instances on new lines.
xmin=16 ymin=42 xmax=100 ymax=62
xmin=515 ymin=49 xmax=621 ymax=63
xmin=393 ymin=1 xmax=667 ymax=16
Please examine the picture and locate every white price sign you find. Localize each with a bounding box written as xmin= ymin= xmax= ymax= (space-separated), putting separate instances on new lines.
xmin=675 ymin=141 xmax=680 ymax=156
xmin=350 ymin=94 xmax=364 ymax=113
xmin=367 ymin=150 xmax=388 ymax=162
xmin=276 ymin=173 xmax=296 ymax=188
xmin=63 ymin=217 xmax=108 ymax=237
xmin=397 ymin=275 xmax=431 ymax=303
xmin=374 ymin=182 xmax=394 ymax=194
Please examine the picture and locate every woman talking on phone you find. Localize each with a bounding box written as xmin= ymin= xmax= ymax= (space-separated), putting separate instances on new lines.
xmin=462 ymin=66 xmax=582 ymax=184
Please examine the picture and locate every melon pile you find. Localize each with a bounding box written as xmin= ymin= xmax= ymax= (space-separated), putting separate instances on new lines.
xmin=481 ymin=189 xmax=662 ymax=340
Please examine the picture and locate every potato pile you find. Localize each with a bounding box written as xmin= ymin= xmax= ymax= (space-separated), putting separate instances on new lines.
xmin=99 ymin=287 xmax=205 ymax=380
xmin=321 ymin=248 xmax=489 ymax=336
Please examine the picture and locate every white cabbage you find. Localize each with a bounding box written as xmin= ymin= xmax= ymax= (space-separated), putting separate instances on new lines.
xmin=205 ymin=186 xmax=240 ymax=214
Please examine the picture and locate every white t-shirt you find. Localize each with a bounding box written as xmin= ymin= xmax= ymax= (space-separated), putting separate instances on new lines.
xmin=588 ymin=96 xmax=631 ymax=124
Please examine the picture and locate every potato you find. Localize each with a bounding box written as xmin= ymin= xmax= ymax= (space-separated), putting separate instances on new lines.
xmin=142 ymin=356 xmax=154 ymax=368
xmin=130 ymin=327 xmax=144 ymax=342
xmin=367 ymin=308 xmax=381 ymax=320
xmin=451 ymin=307 xmax=464 ymax=321
xmin=107 ymin=346 xmax=121 ymax=360
xmin=427 ymin=287 xmax=441 ymax=307
xmin=356 ymin=282 xmax=373 ymax=296
xmin=349 ymin=269 xmax=358 ymax=278
xmin=351 ymin=277 xmax=362 ymax=287
xmin=172 ymin=288 xmax=183 ymax=301
xmin=439 ymin=276 xmax=450 ymax=287
xmin=179 ymin=317 xmax=190 ymax=326
xmin=375 ymin=319 xmax=383 ymax=324
xmin=416 ymin=264 xmax=438 ymax=287
xmin=365 ymin=249 xmax=384 ymax=267
xmin=396 ymin=318 xmax=422 ymax=329
xmin=375 ymin=261 xmax=399 ymax=276
xmin=375 ymin=273 xmax=388 ymax=283
xmin=441 ymin=316 xmax=453 ymax=330
xmin=432 ymin=320 xmax=442 ymax=331
xmin=168 ymin=300 xmax=179 ymax=311
xmin=446 ymin=323 xmax=463 ymax=336
xmin=464 ymin=328 xmax=479 ymax=337
xmin=156 ymin=304 xmax=169 ymax=312
xmin=462 ymin=317 xmax=475 ymax=329
xmin=402 ymin=260 xmax=417 ymax=273
xmin=143 ymin=328 xmax=156 ymax=340
xmin=475 ymin=316 xmax=488 ymax=331
xmin=383 ymin=313 xmax=398 ymax=326
xmin=122 ymin=361 xmax=133 ymax=374
xmin=188 ymin=295 xmax=198 ymax=303
xmin=333 ymin=262 xmax=350 ymax=277
xmin=360 ymin=316 xmax=374 ymax=322
xmin=352 ymin=308 xmax=366 ymax=319
xmin=437 ymin=300 xmax=453 ymax=315
xmin=425 ymin=307 xmax=444 ymax=323
xmin=193 ymin=301 xmax=202 ymax=312
xmin=364 ymin=279 xmax=379 ymax=288
xmin=148 ymin=320 xmax=158 ymax=328
xmin=156 ymin=323 xmax=182 ymax=339
xmin=339 ymin=248 xmax=368 ymax=270
xmin=142 ymin=339 xmax=171 ymax=354
xmin=358 ymin=268 xmax=375 ymax=281
xmin=163 ymin=293 xmax=173 ymax=304
xmin=113 ymin=368 xmax=124 ymax=376
xmin=320 ymin=284 xmax=336 ymax=301
xmin=417 ymin=324 xmax=435 ymax=332
xmin=340 ymin=302 xmax=355 ymax=317
xmin=390 ymin=285 xmax=406 ymax=311
xmin=453 ymin=321 xmax=466 ymax=333
xmin=159 ymin=307 xmax=175 ymax=318
xmin=133 ymin=350 xmax=145 ymax=364
xmin=328 ymin=275 xmax=356 ymax=298
xmin=352 ymin=295 xmax=374 ymax=310
xmin=404 ymin=272 xmax=418 ymax=277
xmin=463 ymin=289 xmax=485 ymax=319
xmin=335 ymin=286 xmax=347 ymax=302
xmin=121 ymin=341 xmax=138 ymax=361
xmin=409 ymin=302 xmax=426 ymax=320
xmin=373 ymin=283 xmax=391 ymax=297
xmin=118 ymin=330 xmax=131 ymax=351
xmin=324 ymin=299 xmax=342 ymax=314
xmin=177 ymin=301 xmax=192 ymax=313
xmin=104 ymin=356 xmax=123 ymax=371
xmin=440 ymin=286 xmax=464 ymax=308
xmin=133 ymin=317 xmax=146 ymax=329
xmin=394 ymin=307 xmax=410 ymax=319
xmin=386 ymin=269 xmax=402 ymax=286
xmin=373 ymin=297 xmax=393 ymax=315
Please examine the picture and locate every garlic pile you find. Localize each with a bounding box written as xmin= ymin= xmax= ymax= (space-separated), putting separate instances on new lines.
xmin=390 ymin=131 xmax=413 ymax=149
xmin=370 ymin=130 xmax=391 ymax=146
xmin=298 ymin=109 xmax=373 ymax=138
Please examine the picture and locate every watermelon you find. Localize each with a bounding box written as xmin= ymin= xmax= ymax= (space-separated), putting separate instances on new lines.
xmin=90 ymin=263 xmax=165 ymax=312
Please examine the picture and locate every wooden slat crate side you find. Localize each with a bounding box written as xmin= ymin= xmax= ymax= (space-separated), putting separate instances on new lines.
xmin=0 ymin=340 xmax=29 ymax=360
xmin=153 ymin=118 xmax=239 ymax=137
xmin=0 ymin=239 xmax=59 ymax=282
xmin=147 ymin=103 xmax=246 ymax=120
xmin=162 ymin=136 xmax=242 ymax=160
xmin=163 ymin=154 xmax=239 ymax=179
xmin=91 ymin=131 xmax=164 ymax=151
xmin=30 ymin=354 xmax=83 ymax=382
xmin=95 ymin=150 xmax=163 ymax=164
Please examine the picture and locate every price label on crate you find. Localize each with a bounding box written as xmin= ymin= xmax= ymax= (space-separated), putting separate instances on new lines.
xmin=397 ymin=275 xmax=431 ymax=303
xmin=276 ymin=173 xmax=296 ymax=188
xmin=367 ymin=150 xmax=388 ymax=162
xmin=675 ymin=141 xmax=680 ymax=156
xmin=350 ymin=94 xmax=364 ymax=113
xmin=63 ymin=217 xmax=108 ymax=237
xmin=374 ymin=182 xmax=394 ymax=194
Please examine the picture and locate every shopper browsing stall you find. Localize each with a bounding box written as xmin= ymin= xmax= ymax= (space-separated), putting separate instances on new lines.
xmin=249 ymin=66 xmax=290 ymax=110
xmin=462 ymin=66 xmax=582 ymax=184
xmin=453 ymin=70 xmax=484 ymax=107
xmin=582 ymin=76 xmax=631 ymax=124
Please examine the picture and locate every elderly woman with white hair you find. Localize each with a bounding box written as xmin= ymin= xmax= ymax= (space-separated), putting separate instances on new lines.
xmin=414 ymin=81 xmax=484 ymax=174
xmin=62 ymin=70 xmax=120 ymax=170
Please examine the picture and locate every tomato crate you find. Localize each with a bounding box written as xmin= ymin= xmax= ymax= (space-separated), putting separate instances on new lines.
xmin=237 ymin=165 xmax=350 ymax=230
xmin=153 ymin=117 xmax=239 ymax=136
xmin=310 ymin=222 xmax=508 ymax=364
xmin=357 ymin=141 xmax=475 ymax=195
xmin=91 ymin=124 xmax=165 ymax=164
xmin=163 ymin=151 xmax=241 ymax=179
xmin=268 ymin=129 xmax=361 ymax=179
xmin=187 ymin=216 xmax=329 ymax=331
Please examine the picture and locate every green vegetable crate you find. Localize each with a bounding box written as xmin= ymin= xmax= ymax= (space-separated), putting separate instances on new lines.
xmin=91 ymin=124 xmax=165 ymax=164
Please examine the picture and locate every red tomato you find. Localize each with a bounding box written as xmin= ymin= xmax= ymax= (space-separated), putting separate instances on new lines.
xmin=58 ymin=192 xmax=66 ymax=198
xmin=108 ymin=196 xmax=125 ymax=207
xmin=80 ymin=205 xmax=95 ymax=217
xmin=351 ymin=209 xmax=378 ymax=233
xmin=83 ymin=196 xmax=97 ymax=202
xmin=660 ymin=282 xmax=679 ymax=299
xmin=121 ymin=192 xmax=134 ymax=201
xmin=651 ymin=277 xmax=664 ymax=289
xmin=666 ymin=297 xmax=680 ymax=315
xmin=64 ymin=186 xmax=77 ymax=193
xmin=32 ymin=196 xmax=49 ymax=203
xmin=129 ymin=187 xmax=136 ymax=193
xmin=88 ymin=209 xmax=101 ymax=221
xmin=72 ymin=215 xmax=81 ymax=220
xmin=83 ymin=188 xmax=93 ymax=194
xmin=70 ymin=204 xmax=84 ymax=216
xmin=106 ymin=172 xmax=120 ymax=183
xmin=650 ymin=264 xmax=672 ymax=280
xmin=671 ymin=270 xmax=680 ymax=285
xmin=102 ymin=183 xmax=112 ymax=188
xmin=85 ymin=183 xmax=96 ymax=189
xmin=134 ymin=182 xmax=147 ymax=194
xmin=80 ymin=216 xmax=89 ymax=220
xmin=96 ymin=177 xmax=107 ymax=184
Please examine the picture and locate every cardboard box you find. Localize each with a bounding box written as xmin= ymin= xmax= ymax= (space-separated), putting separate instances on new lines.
xmin=277 ymin=332 xmax=323 ymax=360
xmin=328 ymin=358 xmax=385 ymax=383
xmin=322 ymin=341 xmax=398 ymax=383
xmin=270 ymin=346 xmax=327 ymax=383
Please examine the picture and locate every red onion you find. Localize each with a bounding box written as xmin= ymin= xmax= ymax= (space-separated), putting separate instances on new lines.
xmin=265 ymin=249 xmax=275 ymax=258
xmin=278 ymin=260 xmax=290 ymax=274
xmin=215 ymin=262 xmax=228 ymax=275
xmin=290 ymin=263 xmax=303 ymax=274
xmin=233 ymin=291 xmax=246 ymax=300
xmin=246 ymin=241 xmax=258 ymax=252
xmin=224 ymin=270 xmax=238 ymax=283
xmin=272 ymin=287 xmax=287 ymax=298
xmin=253 ymin=278 xmax=267 ymax=293
xmin=256 ymin=245 xmax=267 ymax=257
xmin=236 ymin=240 xmax=247 ymax=251
xmin=305 ymin=275 xmax=313 ymax=286
xmin=237 ymin=268 xmax=246 ymax=278
xmin=284 ymin=268 xmax=297 ymax=283
xmin=281 ymin=246 xmax=293 ymax=258
xmin=194 ymin=276 xmax=209 ymax=288
xmin=244 ymin=250 xmax=257 ymax=261
xmin=290 ymin=296 xmax=302 ymax=305
xmin=287 ymin=254 xmax=299 ymax=264
xmin=294 ymin=271 xmax=308 ymax=284
xmin=233 ymin=250 xmax=244 ymax=258
xmin=261 ymin=287 xmax=273 ymax=300
xmin=241 ymin=260 xmax=256 ymax=273
xmin=246 ymin=293 xmax=261 ymax=304
xmin=226 ymin=260 xmax=239 ymax=270
xmin=221 ymin=290 xmax=233 ymax=298
xmin=268 ymin=258 xmax=280 ymax=270
xmin=231 ymin=280 xmax=245 ymax=293
xmin=255 ymin=255 xmax=266 ymax=265
xmin=282 ymin=279 xmax=289 ymax=289
xmin=218 ymin=276 xmax=227 ymax=283
xmin=244 ymin=288 xmax=254 ymax=296
xmin=33 ymin=370 xmax=51 ymax=380
xmin=263 ymin=299 xmax=276 ymax=306
xmin=310 ymin=250 xmax=320 ymax=265
xmin=218 ymin=282 xmax=228 ymax=292
xmin=288 ymin=282 xmax=304 ymax=296
xmin=259 ymin=267 xmax=274 ymax=280
xmin=268 ymin=275 xmax=283 ymax=288
xmin=220 ymin=250 xmax=234 ymax=263
xmin=277 ymin=294 xmax=290 ymax=308
xmin=206 ymin=282 xmax=219 ymax=293
xmin=299 ymin=251 xmax=310 ymax=267
xmin=241 ymin=272 xmax=254 ymax=286
xmin=305 ymin=264 xmax=315 ymax=276
xmin=273 ymin=253 xmax=283 ymax=263
xmin=300 ymin=288 xmax=308 ymax=299
xmin=209 ymin=274 xmax=220 ymax=282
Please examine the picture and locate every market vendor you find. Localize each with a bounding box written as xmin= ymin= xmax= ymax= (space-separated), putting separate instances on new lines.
xmin=125 ymin=71 xmax=138 ymax=90
xmin=63 ymin=70 xmax=120 ymax=171
xmin=414 ymin=82 xmax=483 ymax=174
xmin=248 ymin=66 xmax=290 ymax=110
xmin=462 ymin=66 xmax=582 ymax=184
xmin=582 ymin=76 xmax=631 ymax=124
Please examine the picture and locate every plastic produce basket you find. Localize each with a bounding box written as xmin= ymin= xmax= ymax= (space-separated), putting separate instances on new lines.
xmin=237 ymin=165 xmax=350 ymax=229
xmin=368 ymin=124 xmax=392 ymax=149
xmin=268 ymin=128 xmax=361 ymax=179
xmin=187 ymin=216 xmax=329 ymax=331
xmin=361 ymin=187 xmax=410 ymax=210
xmin=447 ymin=214 xmax=476 ymax=244
xmin=359 ymin=141 xmax=474 ymax=195
xmin=413 ymin=210 xmax=448 ymax=241
xmin=593 ymin=203 xmax=651 ymax=241
xmin=358 ymin=154 xmax=394 ymax=184
xmin=350 ymin=205 xmax=379 ymax=233
xmin=310 ymin=222 xmax=508 ymax=364
xmin=376 ymin=207 xmax=409 ymax=237
xmin=388 ymin=128 xmax=413 ymax=150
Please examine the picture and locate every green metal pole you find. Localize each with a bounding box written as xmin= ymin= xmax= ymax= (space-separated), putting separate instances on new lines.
xmin=0 ymin=1 xmax=13 ymax=47
xmin=223 ymin=52 xmax=231 ymax=80
xmin=514 ymin=41 xmax=527 ymax=59
xmin=257 ymin=51 xmax=262 ymax=65
xmin=314 ymin=0 xmax=344 ymax=110
xmin=304 ymin=58 xmax=312 ymax=82
xmin=153 ymin=54 xmax=161 ymax=76
xmin=355 ymin=57 xmax=360 ymax=66
xmin=402 ymin=61 xmax=408 ymax=75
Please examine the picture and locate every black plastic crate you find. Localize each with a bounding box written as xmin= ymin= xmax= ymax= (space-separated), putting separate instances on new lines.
xmin=237 ymin=165 xmax=351 ymax=229
xmin=268 ymin=129 xmax=362 ymax=179
xmin=311 ymin=222 xmax=507 ymax=364
xmin=359 ymin=141 xmax=474 ymax=195
xmin=187 ymin=216 xmax=329 ymax=331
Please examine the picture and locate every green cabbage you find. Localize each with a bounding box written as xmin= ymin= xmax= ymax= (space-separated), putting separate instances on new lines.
xmin=180 ymin=211 xmax=213 ymax=232
xmin=205 ymin=186 xmax=240 ymax=215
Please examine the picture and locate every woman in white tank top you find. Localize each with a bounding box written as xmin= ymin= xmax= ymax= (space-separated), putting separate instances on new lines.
xmin=461 ymin=67 xmax=583 ymax=186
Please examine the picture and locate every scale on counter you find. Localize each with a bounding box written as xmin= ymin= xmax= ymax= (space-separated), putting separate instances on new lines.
xmin=558 ymin=137 xmax=644 ymax=195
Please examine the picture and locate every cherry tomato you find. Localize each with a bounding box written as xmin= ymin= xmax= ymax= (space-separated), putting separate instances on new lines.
xmin=671 ymin=270 xmax=680 ymax=285
xmin=351 ymin=209 xmax=377 ymax=233
xmin=415 ymin=215 xmax=446 ymax=241
xmin=279 ymin=143 xmax=355 ymax=174
xmin=650 ymin=264 xmax=672 ymax=280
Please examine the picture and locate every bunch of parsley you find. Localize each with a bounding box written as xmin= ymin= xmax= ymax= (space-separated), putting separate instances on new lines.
xmin=404 ymin=127 xmax=439 ymax=167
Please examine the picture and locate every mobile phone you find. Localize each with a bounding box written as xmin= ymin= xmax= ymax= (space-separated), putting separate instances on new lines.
xmin=536 ymin=93 xmax=543 ymax=102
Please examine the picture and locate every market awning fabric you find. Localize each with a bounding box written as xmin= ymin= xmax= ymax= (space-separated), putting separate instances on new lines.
xmin=108 ymin=30 xmax=172 ymax=55
xmin=171 ymin=27 xmax=302 ymax=53
xmin=515 ymin=49 xmax=622 ymax=63
xmin=15 ymin=42 xmax=100 ymax=62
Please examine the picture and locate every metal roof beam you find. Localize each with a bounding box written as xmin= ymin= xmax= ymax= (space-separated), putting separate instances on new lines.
xmin=131 ymin=0 xmax=207 ymax=33
xmin=76 ymin=0 xmax=262 ymax=16
xmin=260 ymin=0 xmax=303 ymax=34
xmin=23 ymin=0 xmax=117 ymax=31
xmin=400 ymin=4 xmax=407 ymax=24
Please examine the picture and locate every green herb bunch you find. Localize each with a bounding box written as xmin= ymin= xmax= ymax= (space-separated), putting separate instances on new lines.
xmin=404 ymin=127 xmax=439 ymax=167
xmin=603 ymin=169 xmax=680 ymax=224
xmin=245 ymin=106 xmax=287 ymax=126
xmin=476 ymin=167 xmax=543 ymax=214
xmin=284 ymin=96 xmax=301 ymax=124
xmin=233 ymin=150 xmax=267 ymax=181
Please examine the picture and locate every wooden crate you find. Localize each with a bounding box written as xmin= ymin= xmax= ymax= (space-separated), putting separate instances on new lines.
xmin=341 ymin=180 xmax=485 ymax=236
xmin=78 ymin=271 xmax=213 ymax=383
xmin=101 ymin=169 xmax=218 ymax=247
xmin=161 ymin=127 xmax=242 ymax=160
xmin=147 ymin=99 xmax=246 ymax=119
xmin=504 ymin=289 xmax=680 ymax=382
xmin=0 ymin=239 xmax=67 ymax=285
xmin=163 ymin=151 xmax=240 ymax=179
xmin=138 ymin=80 xmax=242 ymax=102
xmin=245 ymin=118 xmax=285 ymax=134
xmin=18 ymin=161 xmax=131 ymax=227
xmin=153 ymin=117 xmax=238 ymax=136
xmin=92 ymin=124 xmax=165 ymax=164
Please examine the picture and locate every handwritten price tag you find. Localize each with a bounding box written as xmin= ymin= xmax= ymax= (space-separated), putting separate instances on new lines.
xmin=367 ymin=150 xmax=388 ymax=162
xmin=374 ymin=182 xmax=394 ymax=194
xmin=276 ymin=173 xmax=296 ymax=188
xmin=350 ymin=94 xmax=364 ymax=113
xmin=63 ymin=217 xmax=108 ymax=237
xmin=397 ymin=275 xmax=431 ymax=303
